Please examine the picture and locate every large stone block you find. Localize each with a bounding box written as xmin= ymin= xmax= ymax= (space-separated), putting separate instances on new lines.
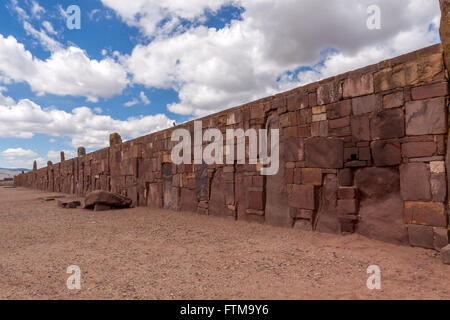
xmin=401 ymin=142 xmax=436 ymax=158
xmin=408 ymin=224 xmax=434 ymax=249
xmin=355 ymin=167 xmax=399 ymax=199
xmin=351 ymin=115 xmax=370 ymax=142
xmin=400 ymin=163 xmax=431 ymax=201
xmin=404 ymin=201 xmax=446 ymax=227
xmin=411 ymin=82 xmax=449 ymax=100
xmin=405 ymin=97 xmax=447 ymax=136
xmin=315 ymin=174 xmax=340 ymax=234
xmin=430 ymin=173 xmax=446 ymax=202
xmin=370 ymin=139 xmax=402 ymax=167
xmin=343 ymin=73 xmax=374 ymax=98
xmin=370 ymin=109 xmax=405 ymax=140
xmin=357 ymin=195 xmax=408 ymax=244
xmin=305 ymin=137 xmax=344 ymax=169
xmin=288 ymin=184 xmax=316 ymax=210
xmin=352 ymin=94 xmax=380 ymax=115
xmin=326 ymin=100 xmax=352 ymax=120
xmin=284 ymin=138 xmax=304 ymax=162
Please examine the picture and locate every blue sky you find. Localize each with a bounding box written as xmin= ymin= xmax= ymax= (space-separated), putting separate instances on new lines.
xmin=0 ymin=0 xmax=441 ymax=168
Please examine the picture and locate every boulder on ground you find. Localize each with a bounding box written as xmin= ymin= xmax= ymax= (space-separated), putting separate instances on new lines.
xmin=57 ymin=200 xmax=81 ymax=209
xmin=83 ymin=190 xmax=132 ymax=211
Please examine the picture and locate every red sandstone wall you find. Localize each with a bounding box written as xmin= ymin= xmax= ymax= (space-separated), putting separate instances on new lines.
xmin=15 ymin=43 xmax=450 ymax=250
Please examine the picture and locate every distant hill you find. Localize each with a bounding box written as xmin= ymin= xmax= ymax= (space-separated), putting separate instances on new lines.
xmin=0 ymin=168 xmax=30 ymax=180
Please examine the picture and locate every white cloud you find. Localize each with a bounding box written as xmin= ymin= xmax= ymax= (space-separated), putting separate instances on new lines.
xmin=100 ymin=0 xmax=234 ymax=37
xmin=0 ymin=95 xmax=174 ymax=149
xmin=0 ymin=34 xmax=129 ymax=102
xmin=30 ymin=0 xmax=45 ymax=19
xmin=42 ymin=21 xmax=56 ymax=35
xmin=124 ymin=98 xmax=139 ymax=107
xmin=116 ymin=0 xmax=440 ymax=117
xmin=0 ymin=147 xmax=45 ymax=168
xmin=47 ymin=149 xmax=77 ymax=162
xmin=140 ymin=91 xmax=151 ymax=105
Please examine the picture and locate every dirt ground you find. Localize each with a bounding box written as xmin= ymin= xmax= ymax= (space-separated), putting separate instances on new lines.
xmin=0 ymin=187 xmax=449 ymax=300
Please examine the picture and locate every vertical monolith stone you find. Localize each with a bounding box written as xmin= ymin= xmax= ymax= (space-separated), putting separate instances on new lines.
xmin=33 ymin=160 xmax=37 ymax=171
xmin=60 ymin=151 xmax=65 ymax=162
xmin=110 ymin=133 xmax=122 ymax=147
xmin=77 ymin=147 xmax=86 ymax=157
xmin=440 ymin=0 xmax=450 ymax=71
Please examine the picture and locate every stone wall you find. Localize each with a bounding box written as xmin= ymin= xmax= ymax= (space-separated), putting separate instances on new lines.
xmin=15 ymin=43 xmax=450 ymax=250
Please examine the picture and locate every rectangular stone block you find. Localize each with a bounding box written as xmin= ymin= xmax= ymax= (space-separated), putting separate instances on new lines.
xmin=401 ymin=142 xmax=436 ymax=158
xmin=352 ymin=94 xmax=380 ymax=115
xmin=430 ymin=161 xmax=445 ymax=173
xmin=338 ymin=187 xmax=356 ymax=199
xmin=383 ymin=91 xmax=404 ymax=109
xmin=329 ymin=116 xmax=350 ymax=129
xmin=248 ymin=191 xmax=264 ymax=210
xmin=370 ymin=109 xmax=405 ymax=140
xmin=400 ymin=163 xmax=431 ymax=201
xmin=301 ymin=168 xmax=322 ymax=185
xmin=337 ymin=199 xmax=357 ymax=216
xmin=287 ymin=92 xmax=309 ymax=111
xmin=430 ymin=174 xmax=446 ymax=202
xmin=338 ymin=168 xmax=353 ymax=186
xmin=305 ymin=137 xmax=344 ymax=169
xmin=405 ymin=97 xmax=447 ymax=136
xmin=343 ymin=73 xmax=374 ymax=98
xmin=326 ymin=100 xmax=352 ymax=120
xmin=288 ymin=184 xmax=316 ymax=210
xmin=408 ymin=224 xmax=434 ymax=249
xmin=371 ymin=139 xmax=401 ymax=167
xmin=351 ymin=115 xmax=370 ymax=142
xmin=405 ymin=201 xmax=446 ymax=227
xmin=411 ymin=82 xmax=449 ymax=100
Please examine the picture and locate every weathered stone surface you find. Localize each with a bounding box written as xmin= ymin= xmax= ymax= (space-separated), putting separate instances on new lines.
xmin=326 ymin=100 xmax=352 ymax=120
xmin=400 ymin=163 xmax=431 ymax=201
xmin=351 ymin=115 xmax=370 ymax=142
xmin=441 ymin=245 xmax=450 ymax=265
xmin=408 ymin=224 xmax=434 ymax=249
xmin=357 ymin=195 xmax=408 ymax=244
xmin=383 ymin=91 xmax=404 ymax=109
xmin=94 ymin=203 xmax=112 ymax=211
xmin=338 ymin=168 xmax=353 ymax=186
xmin=301 ymin=168 xmax=322 ymax=185
xmin=404 ymin=201 xmax=446 ymax=227
xmin=305 ymin=137 xmax=344 ymax=169
xmin=265 ymin=114 xmax=291 ymax=227
xmin=109 ymin=133 xmax=122 ymax=147
xmin=180 ymin=188 xmax=198 ymax=212
xmin=370 ymin=139 xmax=401 ymax=167
xmin=315 ymin=174 xmax=340 ymax=234
xmin=411 ymin=82 xmax=449 ymax=100
xmin=288 ymin=184 xmax=316 ymax=210
xmin=430 ymin=161 xmax=445 ymax=173
xmin=317 ymin=81 xmax=342 ymax=105
xmin=433 ymin=227 xmax=449 ymax=251
xmin=337 ymin=199 xmax=357 ymax=216
xmin=343 ymin=73 xmax=374 ymax=98
xmin=285 ymin=138 xmax=304 ymax=162
xmin=355 ymin=167 xmax=399 ymax=199
xmin=430 ymin=174 xmax=446 ymax=202
xmin=194 ymin=164 xmax=208 ymax=201
xmin=352 ymin=94 xmax=380 ymax=115
xmin=338 ymin=187 xmax=356 ymax=199
xmin=370 ymin=109 xmax=405 ymax=140
xmin=57 ymin=200 xmax=81 ymax=209
xmin=83 ymin=190 xmax=132 ymax=209
xmin=209 ymin=168 xmax=230 ymax=217
xmin=402 ymin=142 xmax=436 ymax=158
xmin=405 ymin=97 xmax=447 ymax=136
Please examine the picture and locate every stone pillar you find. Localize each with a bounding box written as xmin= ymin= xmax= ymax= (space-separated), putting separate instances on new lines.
xmin=77 ymin=147 xmax=86 ymax=157
xmin=33 ymin=160 xmax=37 ymax=171
xmin=110 ymin=133 xmax=122 ymax=147
xmin=440 ymin=0 xmax=450 ymax=71
xmin=60 ymin=151 xmax=65 ymax=162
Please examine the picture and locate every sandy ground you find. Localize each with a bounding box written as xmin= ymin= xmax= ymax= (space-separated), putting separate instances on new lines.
xmin=0 ymin=187 xmax=449 ymax=300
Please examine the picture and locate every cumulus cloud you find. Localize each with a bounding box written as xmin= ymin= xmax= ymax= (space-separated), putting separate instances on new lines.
xmin=101 ymin=0 xmax=234 ymax=37
xmin=114 ymin=0 xmax=440 ymax=117
xmin=0 ymin=34 xmax=129 ymax=102
xmin=0 ymin=95 xmax=175 ymax=149
xmin=0 ymin=147 xmax=44 ymax=168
